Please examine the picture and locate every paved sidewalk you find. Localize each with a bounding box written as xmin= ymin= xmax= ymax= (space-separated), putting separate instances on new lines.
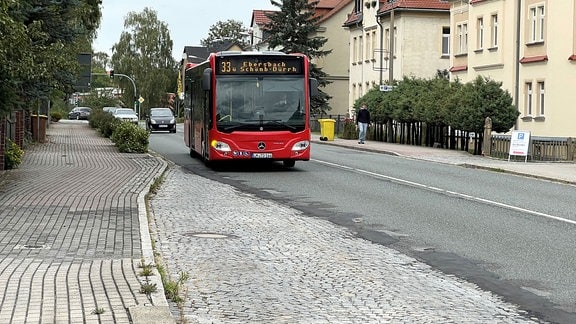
xmin=0 ymin=121 xmax=172 ymax=324
xmin=312 ymin=137 xmax=576 ymax=185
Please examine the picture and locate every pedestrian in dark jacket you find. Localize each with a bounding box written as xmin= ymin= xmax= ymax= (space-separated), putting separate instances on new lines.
xmin=356 ymin=103 xmax=370 ymax=144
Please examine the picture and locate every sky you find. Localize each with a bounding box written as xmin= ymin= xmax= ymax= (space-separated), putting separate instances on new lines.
xmin=93 ymin=0 xmax=278 ymax=61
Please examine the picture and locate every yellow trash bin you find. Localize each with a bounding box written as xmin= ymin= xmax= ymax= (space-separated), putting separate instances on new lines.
xmin=318 ymin=119 xmax=336 ymax=141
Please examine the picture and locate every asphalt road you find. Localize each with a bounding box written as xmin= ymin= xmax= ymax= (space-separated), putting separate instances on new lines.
xmin=148 ymin=128 xmax=576 ymax=323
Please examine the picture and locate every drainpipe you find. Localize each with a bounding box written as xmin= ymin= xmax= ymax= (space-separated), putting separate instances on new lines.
xmin=377 ymin=18 xmax=384 ymax=85
xmin=514 ymin=0 xmax=521 ymax=130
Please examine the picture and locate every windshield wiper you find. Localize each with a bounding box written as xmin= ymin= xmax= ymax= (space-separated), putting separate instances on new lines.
xmin=245 ymin=119 xmax=298 ymax=131
xmin=263 ymin=120 xmax=298 ymax=131
xmin=222 ymin=123 xmax=251 ymax=132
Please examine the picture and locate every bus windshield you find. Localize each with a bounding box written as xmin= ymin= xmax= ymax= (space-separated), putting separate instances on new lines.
xmin=215 ymin=76 xmax=306 ymax=133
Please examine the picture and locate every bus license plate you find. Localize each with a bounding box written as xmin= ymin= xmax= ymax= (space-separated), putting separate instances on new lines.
xmin=252 ymin=153 xmax=272 ymax=158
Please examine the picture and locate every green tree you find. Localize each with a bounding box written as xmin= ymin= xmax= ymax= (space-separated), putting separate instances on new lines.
xmin=111 ymin=7 xmax=177 ymax=113
xmin=353 ymin=85 xmax=390 ymax=123
xmin=266 ymin=0 xmax=332 ymax=114
xmin=450 ymin=76 xmax=518 ymax=133
xmin=0 ymin=0 xmax=30 ymax=116
xmin=0 ymin=0 xmax=101 ymax=117
xmin=201 ymin=19 xmax=249 ymax=49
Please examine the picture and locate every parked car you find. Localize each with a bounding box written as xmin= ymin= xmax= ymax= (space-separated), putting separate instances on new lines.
xmin=112 ymin=108 xmax=138 ymax=124
xmin=68 ymin=107 xmax=92 ymax=120
xmin=146 ymin=108 xmax=176 ymax=133
xmin=103 ymin=107 xmax=117 ymax=114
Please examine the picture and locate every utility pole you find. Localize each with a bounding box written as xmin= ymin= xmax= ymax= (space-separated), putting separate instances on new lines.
xmin=387 ymin=1 xmax=397 ymax=143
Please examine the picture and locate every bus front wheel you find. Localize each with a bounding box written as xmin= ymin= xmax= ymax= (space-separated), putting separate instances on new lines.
xmin=283 ymin=160 xmax=296 ymax=168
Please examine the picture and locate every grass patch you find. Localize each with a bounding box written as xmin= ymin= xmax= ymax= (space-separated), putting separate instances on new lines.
xmin=92 ymin=307 xmax=105 ymax=315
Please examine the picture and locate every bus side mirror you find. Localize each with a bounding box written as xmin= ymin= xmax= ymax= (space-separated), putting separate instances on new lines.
xmin=309 ymin=78 xmax=319 ymax=97
xmin=202 ymin=68 xmax=212 ymax=91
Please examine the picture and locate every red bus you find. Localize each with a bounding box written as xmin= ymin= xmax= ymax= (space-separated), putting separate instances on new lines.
xmin=183 ymin=51 xmax=318 ymax=167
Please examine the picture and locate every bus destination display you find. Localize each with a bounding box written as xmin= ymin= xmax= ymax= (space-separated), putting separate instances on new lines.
xmin=217 ymin=57 xmax=303 ymax=75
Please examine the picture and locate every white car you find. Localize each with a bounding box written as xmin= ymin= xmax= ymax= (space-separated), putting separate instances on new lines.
xmin=103 ymin=107 xmax=117 ymax=114
xmin=113 ymin=108 xmax=138 ymax=124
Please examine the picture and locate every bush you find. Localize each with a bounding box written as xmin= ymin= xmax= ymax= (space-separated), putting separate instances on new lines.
xmin=111 ymin=122 xmax=149 ymax=153
xmin=50 ymin=111 xmax=63 ymax=122
xmin=341 ymin=119 xmax=358 ymax=140
xmin=89 ymin=109 xmax=119 ymax=138
xmin=5 ymin=139 xmax=24 ymax=169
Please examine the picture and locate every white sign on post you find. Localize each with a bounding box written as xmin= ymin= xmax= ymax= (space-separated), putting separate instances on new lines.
xmin=508 ymin=130 xmax=531 ymax=162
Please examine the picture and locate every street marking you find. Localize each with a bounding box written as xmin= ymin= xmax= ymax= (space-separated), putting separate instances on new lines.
xmin=312 ymin=158 xmax=576 ymax=226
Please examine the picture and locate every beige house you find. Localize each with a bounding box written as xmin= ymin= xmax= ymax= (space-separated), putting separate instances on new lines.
xmin=248 ymin=10 xmax=274 ymax=50
xmin=250 ymin=0 xmax=354 ymax=116
xmin=343 ymin=0 xmax=451 ymax=117
xmin=449 ymin=0 xmax=576 ymax=138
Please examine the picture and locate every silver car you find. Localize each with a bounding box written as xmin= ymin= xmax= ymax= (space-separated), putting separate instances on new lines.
xmin=68 ymin=107 xmax=92 ymax=120
xmin=112 ymin=108 xmax=138 ymax=124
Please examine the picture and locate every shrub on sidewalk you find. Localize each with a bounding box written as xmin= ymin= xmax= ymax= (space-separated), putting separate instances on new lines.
xmin=341 ymin=118 xmax=358 ymax=140
xmin=5 ymin=139 xmax=24 ymax=169
xmin=111 ymin=122 xmax=149 ymax=153
xmin=90 ymin=109 xmax=119 ymax=138
xmin=50 ymin=111 xmax=63 ymax=122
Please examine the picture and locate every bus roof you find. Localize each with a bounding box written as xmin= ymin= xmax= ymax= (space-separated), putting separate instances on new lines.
xmin=212 ymin=50 xmax=287 ymax=57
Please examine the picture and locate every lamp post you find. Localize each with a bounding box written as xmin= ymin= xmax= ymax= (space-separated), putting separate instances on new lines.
xmin=240 ymin=31 xmax=264 ymax=51
xmin=96 ymin=71 xmax=138 ymax=118
xmin=116 ymin=73 xmax=138 ymax=118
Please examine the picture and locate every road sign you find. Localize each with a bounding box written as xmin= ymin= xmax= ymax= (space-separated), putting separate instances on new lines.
xmin=379 ymin=85 xmax=394 ymax=92
xmin=508 ymin=130 xmax=531 ymax=162
xmin=138 ymin=96 xmax=145 ymax=103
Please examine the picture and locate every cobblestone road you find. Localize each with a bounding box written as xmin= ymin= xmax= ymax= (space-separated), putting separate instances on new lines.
xmin=149 ymin=165 xmax=543 ymax=324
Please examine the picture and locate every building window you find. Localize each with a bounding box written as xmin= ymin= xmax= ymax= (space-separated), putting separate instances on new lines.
xmin=393 ymin=27 xmax=397 ymax=55
xmin=371 ymin=31 xmax=377 ymax=60
xmin=384 ymin=27 xmax=397 ymax=56
xmin=384 ymin=28 xmax=390 ymax=53
xmin=538 ymin=82 xmax=545 ymax=115
xmin=442 ymin=27 xmax=450 ymax=56
xmin=539 ymin=6 xmax=545 ymax=41
xmin=525 ymin=82 xmax=533 ymax=116
xmin=457 ymin=23 xmax=468 ymax=54
xmin=529 ymin=5 xmax=545 ymax=43
xmin=490 ymin=14 xmax=498 ymax=48
xmin=353 ymin=37 xmax=358 ymax=62
xmin=365 ymin=32 xmax=370 ymax=61
xmin=354 ymin=0 xmax=363 ymax=13
xmin=358 ymin=35 xmax=363 ymax=63
xmin=477 ymin=18 xmax=484 ymax=50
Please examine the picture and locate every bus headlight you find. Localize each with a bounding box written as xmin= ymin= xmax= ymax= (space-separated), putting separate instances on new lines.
xmin=211 ymin=140 xmax=231 ymax=152
xmin=291 ymin=140 xmax=310 ymax=151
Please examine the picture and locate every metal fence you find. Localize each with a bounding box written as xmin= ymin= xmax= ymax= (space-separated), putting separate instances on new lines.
xmin=310 ymin=115 xmax=349 ymax=134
